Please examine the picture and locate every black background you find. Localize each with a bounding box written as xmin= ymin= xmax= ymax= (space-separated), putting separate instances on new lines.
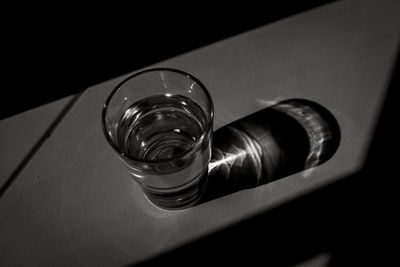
xmin=1 ymin=1 xmax=334 ymax=119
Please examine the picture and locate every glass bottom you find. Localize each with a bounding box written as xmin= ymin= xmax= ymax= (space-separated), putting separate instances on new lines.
xmin=143 ymin=171 xmax=208 ymax=210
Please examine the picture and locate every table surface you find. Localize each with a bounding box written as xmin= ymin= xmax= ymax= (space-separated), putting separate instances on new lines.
xmin=0 ymin=96 xmax=75 ymax=189
xmin=1 ymin=0 xmax=399 ymax=266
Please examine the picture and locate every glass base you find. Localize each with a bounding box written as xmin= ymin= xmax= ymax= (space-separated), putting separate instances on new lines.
xmin=143 ymin=173 xmax=208 ymax=210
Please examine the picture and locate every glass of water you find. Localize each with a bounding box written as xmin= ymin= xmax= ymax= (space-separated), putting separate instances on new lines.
xmin=102 ymin=68 xmax=214 ymax=209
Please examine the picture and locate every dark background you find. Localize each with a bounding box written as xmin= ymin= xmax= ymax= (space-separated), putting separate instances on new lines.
xmin=1 ymin=1 xmax=334 ymax=120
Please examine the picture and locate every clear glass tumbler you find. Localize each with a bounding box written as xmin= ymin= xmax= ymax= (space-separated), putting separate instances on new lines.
xmin=102 ymin=68 xmax=214 ymax=209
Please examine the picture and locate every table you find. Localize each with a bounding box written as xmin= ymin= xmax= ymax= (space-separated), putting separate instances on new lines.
xmin=1 ymin=0 xmax=399 ymax=265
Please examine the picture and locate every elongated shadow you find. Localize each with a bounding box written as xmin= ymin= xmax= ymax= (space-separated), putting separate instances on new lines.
xmin=200 ymin=98 xmax=341 ymax=203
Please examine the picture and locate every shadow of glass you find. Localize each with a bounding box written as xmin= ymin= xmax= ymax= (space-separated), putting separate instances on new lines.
xmin=200 ymin=98 xmax=341 ymax=203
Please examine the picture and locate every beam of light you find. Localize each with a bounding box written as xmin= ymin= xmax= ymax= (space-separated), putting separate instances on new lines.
xmin=208 ymin=125 xmax=275 ymax=186
xmin=208 ymin=146 xmax=247 ymax=173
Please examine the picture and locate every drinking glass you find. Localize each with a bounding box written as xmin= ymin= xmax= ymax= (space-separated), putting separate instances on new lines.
xmin=102 ymin=68 xmax=214 ymax=209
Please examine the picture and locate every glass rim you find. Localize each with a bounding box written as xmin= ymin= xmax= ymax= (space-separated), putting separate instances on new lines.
xmin=101 ymin=67 xmax=214 ymax=164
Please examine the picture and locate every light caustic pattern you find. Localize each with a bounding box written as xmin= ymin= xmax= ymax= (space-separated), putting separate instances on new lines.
xmin=209 ymin=125 xmax=280 ymax=186
xmin=272 ymin=101 xmax=335 ymax=173
xmin=207 ymin=99 xmax=340 ymax=190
